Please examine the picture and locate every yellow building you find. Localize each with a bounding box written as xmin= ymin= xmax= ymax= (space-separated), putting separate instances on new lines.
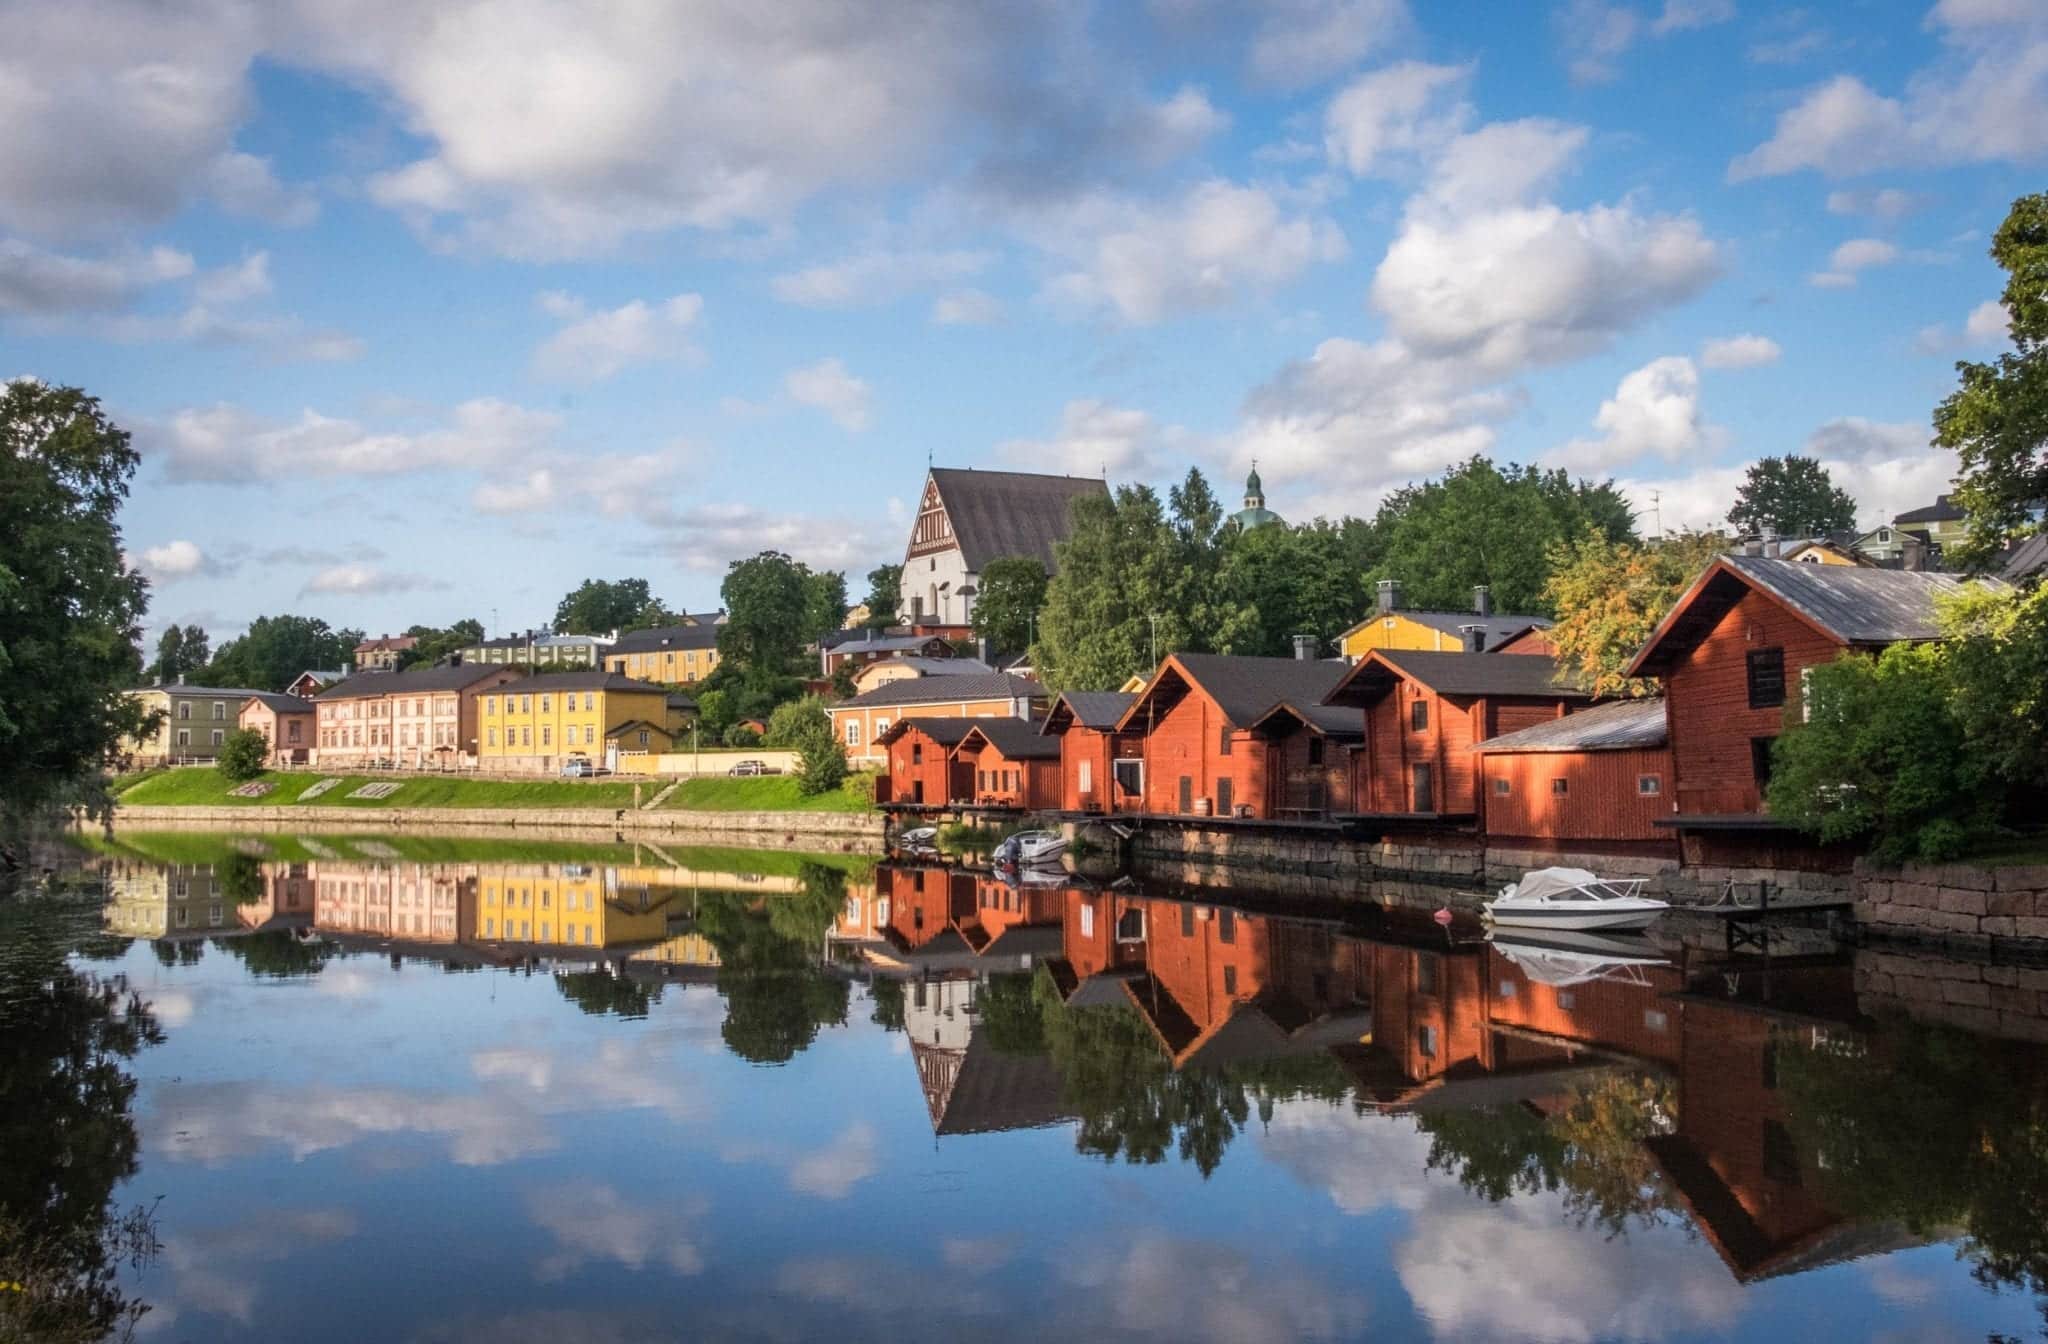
xmin=603 ymin=621 xmax=723 ymax=685
xmin=475 ymin=671 xmax=688 ymax=772
xmin=1780 ymin=539 xmax=1864 ymax=566
xmin=1338 ymin=581 xmax=1549 ymax=659
xmin=475 ymin=864 xmax=678 ymax=947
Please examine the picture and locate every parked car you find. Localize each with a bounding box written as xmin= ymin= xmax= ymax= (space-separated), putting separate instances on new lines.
xmin=560 ymin=756 xmax=609 ymax=777
xmin=728 ymin=759 xmax=771 ymax=776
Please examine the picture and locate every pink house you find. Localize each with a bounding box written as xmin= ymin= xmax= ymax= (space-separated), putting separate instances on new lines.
xmin=239 ymin=692 xmax=317 ymax=765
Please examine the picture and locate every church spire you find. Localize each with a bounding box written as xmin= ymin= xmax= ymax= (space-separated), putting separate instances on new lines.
xmin=1244 ymin=461 xmax=1264 ymax=509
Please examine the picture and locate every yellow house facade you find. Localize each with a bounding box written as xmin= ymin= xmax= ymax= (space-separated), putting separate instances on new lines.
xmin=603 ymin=622 xmax=723 ymax=685
xmin=476 ymin=671 xmax=684 ymax=772
xmin=1338 ymin=582 xmax=1549 ymax=660
xmin=475 ymin=865 xmax=677 ymax=947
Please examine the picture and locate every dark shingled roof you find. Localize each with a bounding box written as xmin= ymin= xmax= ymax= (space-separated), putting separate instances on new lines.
xmin=243 ymin=691 xmax=315 ymax=715
xmin=513 ymin=670 xmax=673 ymax=693
xmin=1042 ymin=691 xmax=1137 ymax=733
xmin=1893 ymin=494 xmax=1966 ymax=525
xmin=821 ymin=631 xmax=955 ymax=656
xmin=837 ymin=673 xmax=1043 ymax=709
xmin=129 ymin=683 xmax=265 ymax=698
xmin=926 ymin=467 xmax=1109 ymax=572
xmin=957 ymin=717 xmax=1062 ymax=760
xmin=315 ymin=664 xmax=513 ymax=699
xmin=609 ymin=623 xmax=720 ymax=654
xmin=2001 ymin=532 xmax=2048 ymax=583
xmin=1476 ymin=698 xmax=1667 ymax=753
xmin=1629 ymin=555 xmax=2008 ymax=677
xmin=1325 ymin=649 xmax=1589 ymax=704
xmin=1124 ymin=653 xmax=1354 ymax=731
xmin=876 ymin=716 xmax=980 ymax=747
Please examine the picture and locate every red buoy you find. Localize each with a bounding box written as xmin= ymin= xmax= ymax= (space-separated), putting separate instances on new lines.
xmin=1433 ymin=907 xmax=1453 ymax=926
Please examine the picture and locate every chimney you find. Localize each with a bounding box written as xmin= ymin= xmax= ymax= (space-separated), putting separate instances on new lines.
xmin=1376 ymin=579 xmax=1402 ymax=615
xmin=1741 ymin=538 xmax=1764 ymax=557
xmin=1459 ymin=624 xmax=1487 ymax=653
xmin=977 ymin=636 xmax=991 ymax=665
xmin=1472 ymin=585 xmax=1492 ymax=617
xmin=177 ymin=672 xmax=187 ymax=686
xmin=1761 ymin=525 xmax=1781 ymax=559
xmin=1291 ymin=634 xmax=1317 ymax=661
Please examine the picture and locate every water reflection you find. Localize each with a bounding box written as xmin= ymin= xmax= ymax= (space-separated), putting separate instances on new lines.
xmin=6 ymin=835 xmax=2047 ymax=1340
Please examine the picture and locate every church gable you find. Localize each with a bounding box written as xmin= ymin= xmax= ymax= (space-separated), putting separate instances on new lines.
xmin=908 ymin=475 xmax=956 ymax=560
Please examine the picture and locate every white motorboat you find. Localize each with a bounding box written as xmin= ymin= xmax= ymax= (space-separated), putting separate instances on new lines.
xmin=992 ymin=829 xmax=1067 ymax=867
xmin=1488 ymin=927 xmax=1670 ymax=987
xmin=1483 ymin=867 xmax=1669 ymax=932
xmin=896 ymin=825 xmax=938 ymax=850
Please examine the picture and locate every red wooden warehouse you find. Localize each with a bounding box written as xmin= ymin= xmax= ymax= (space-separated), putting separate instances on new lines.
xmin=953 ymin=718 xmax=1064 ymax=812
xmin=1040 ymin=691 xmax=1138 ymax=814
xmin=1475 ymin=697 xmax=1676 ymax=855
xmin=874 ymin=718 xmax=976 ymax=810
xmin=1321 ymin=649 xmax=1589 ymax=819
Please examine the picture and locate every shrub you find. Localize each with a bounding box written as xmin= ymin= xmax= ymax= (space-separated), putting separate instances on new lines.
xmin=762 ymin=695 xmax=829 ymax=748
xmin=795 ymin=730 xmax=848 ymax=796
xmin=721 ymin=724 xmax=762 ymax=748
xmin=840 ymin=768 xmax=877 ymax=806
xmin=216 ymin=728 xmax=269 ymax=783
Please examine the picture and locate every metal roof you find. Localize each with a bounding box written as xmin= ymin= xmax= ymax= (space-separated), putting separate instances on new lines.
xmin=1125 ymin=653 xmax=1353 ymax=732
xmin=863 ymin=655 xmax=994 ymax=677
xmin=836 ymin=673 xmax=1043 ymax=709
xmin=2001 ymin=532 xmax=2048 ymax=583
xmin=242 ymin=691 xmax=316 ymax=715
xmin=1340 ymin=608 xmax=1552 ymax=650
xmin=1893 ymin=494 xmax=1965 ymax=525
xmin=608 ymin=623 xmax=721 ymax=654
xmin=127 ymin=683 xmax=265 ymax=698
xmin=316 ymin=664 xmax=516 ymax=698
xmin=1042 ymin=691 xmax=1138 ymax=733
xmin=875 ymin=716 xmax=980 ymax=747
xmin=957 ymin=717 xmax=1062 ymax=760
xmin=925 ymin=467 xmax=1109 ymax=573
xmin=1325 ymin=649 xmax=1589 ymax=704
xmin=820 ymin=629 xmax=954 ymax=654
xmin=1474 ymin=698 xmax=1667 ymax=753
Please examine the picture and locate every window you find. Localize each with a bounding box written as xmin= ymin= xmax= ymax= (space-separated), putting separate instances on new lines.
xmin=1556 ymin=990 xmax=1576 ymax=1010
xmin=1410 ymin=698 xmax=1428 ymax=732
xmin=1416 ymin=953 xmax=1439 ymax=995
xmin=211 ymin=729 xmax=224 ymax=746
xmin=1223 ymin=965 xmax=1237 ymax=996
xmin=1217 ymin=908 xmax=1235 ymax=945
xmin=488 ymin=728 xmax=497 ymax=746
xmin=845 ymin=721 xmax=861 ymax=746
xmin=1551 ymin=777 xmax=1568 ymax=796
xmin=521 ymin=727 xmax=531 ymax=746
xmin=1637 ymin=774 xmax=1662 ymax=796
xmin=212 ymin=701 xmax=226 ymax=720
xmin=1762 ymin=1120 xmax=1801 ymax=1186
xmin=520 ymin=695 xmax=531 ymax=712
xmin=1498 ymin=979 xmax=1517 ymax=999
xmin=1644 ymin=1008 xmax=1669 ymax=1032
xmin=177 ymin=702 xmax=191 ymax=720
xmin=539 ymin=694 xmax=550 ymax=712
xmin=1113 ymin=758 xmax=1143 ymax=796
xmin=1077 ymin=759 xmax=1091 ymax=792
xmin=1115 ymin=907 xmax=1145 ymax=942
xmin=176 ymin=728 xmax=190 ymax=746
xmin=1417 ymin=1024 xmax=1438 ymax=1059
xmin=1218 ymin=726 xmax=1232 ymax=757
xmin=1080 ymin=902 xmax=1095 ymax=938
xmin=541 ymin=727 xmax=551 ymax=746
xmin=1746 ymin=647 xmax=1786 ymax=708
xmin=1307 ymin=736 xmax=1325 ymax=765
xmin=637 ymin=730 xmax=649 ymax=746
xmin=876 ymin=718 xmax=890 ymax=737
xmin=1493 ymin=777 xmax=1511 ymax=795
xmin=1181 ymin=905 xmax=1195 ymax=936
xmin=484 ymin=696 xmax=494 ymax=713
xmin=1799 ymin=665 xmax=1815 ymax=722
xmin=584 ymin=693 xmax=595 ymax=711
xmin=912 ymin=741 xmax=924 ymax=765
xmin=1751 ymin=736 xmax=1776 ymax=790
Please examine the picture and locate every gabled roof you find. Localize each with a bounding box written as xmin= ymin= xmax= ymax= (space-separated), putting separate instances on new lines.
xmin=861 ymin=655 xmax=994 ymax=679
xmin=242 ymin=691 xmax=316 ymax=715
xmin=1323 ymin=649 xmax=1588 ymax=706
xmin=834 ymin=673 xmax=1043 ymax=709
xmin=821 ymin=629 xmax=954 ymax=655
xmin=2002 ymin=532 xmax=2048 ymax=583
xmin=956 ymin=717 xmax=1062 ymax=760
xmin=129 ymin=683 xmax=265 ymax=698
xmin=316 ymin=663 xmax=515 ymax=699
xmin=1627 ymin=555 xmax=2007 ymax=677
xmin=604 ymin=718 xmax=673 ymax=738
xmin=1042 ymin=691 xmax=1138 ymax=734
xmin=1893 ymin=494 xmax=1965 ymax=525
xmin=925 ymin=467 xmax=1110 ymax=572
xmin=875 ymin=716 xmax=979 ymax=747
xmin=1339 ymin=608 xmax=1552 ymax=650
xmin=1246 ymin=699 xmax=1365 ymax=739
xmin=1475 ymin=698 xmax=1666 ymax=753
xmin=608 ymin=623 xmax=721 ymax=654
xmin=1120 ymin=653 xmax=1352 ymax=732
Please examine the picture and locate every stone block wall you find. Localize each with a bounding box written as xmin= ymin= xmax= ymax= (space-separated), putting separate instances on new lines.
xmin=1852 ymin=861 xmax=2048 ymax=956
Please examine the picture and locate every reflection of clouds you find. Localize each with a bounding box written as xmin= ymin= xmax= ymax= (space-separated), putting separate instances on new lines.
xmin=775 ymin=1254 xmax=996 ymax=1319
xmin=148 ymin=1036 xmax=701 ymax=1167
xmin=142 ymin=985 xmax=198 ymax=1027
xmin=1055 ymin=1234 xmax=1369 ymax=1343
xmin=158 ymin=1208 xmax=357 ymax=1326
xmin=526 ymin=1183 xmax=706 ymax=1281
xmin=310 ymin=964 xmax=382 ymax=998
xmin=1398 ymin=1193 xmax=1742 ymax=1343
xmin=1864 ymin=1256 xmax=1941 ymax=1306
xmin=786 ymin=1122 xmax=879 ymax=1199
xmin=941 ymin=1235 xmax=1018 ymax=1274
xmin=414 ymin=1309 xmax=685 ymax=1344
xmin=1257 ymin=1099 xmax=1437 ymax=1215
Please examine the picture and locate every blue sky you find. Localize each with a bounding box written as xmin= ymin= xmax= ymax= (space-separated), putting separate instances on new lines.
xmin=3 ymin=0 xmax=2041 ymax=644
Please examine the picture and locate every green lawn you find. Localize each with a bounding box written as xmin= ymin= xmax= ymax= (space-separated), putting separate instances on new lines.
xmin=73 ymin=829 xmax=875 ymax=877
xmin=661 ymin=774 xmax=873 ymax=813
xmin=117 ymin=768 xmax=642 ymax=810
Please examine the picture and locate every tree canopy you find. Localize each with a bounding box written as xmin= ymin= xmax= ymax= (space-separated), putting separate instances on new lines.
xmin=1725 ymin=455 xmax=1858 ymax=538
xmin=0 ymin=383 xmax=154 ymax=833
xmin=1936 ymin=192 xmax=2048 ymax=569
xmin=397 ymin=618 xmax=484 ymax=669
xmin=150 ymin=624 xmax=209 ymax=684
xmin=861 ymin=563 xmax=902 ymax=628
xmin=971 ymin=557 xmax=1048 ymax=654
xmin=551 ymin=578 xmax=672 ymax=635
xmin=204 ymin=614 xmax=361 ymax=690
xmin=1543 ymin=530 xmax=1727 ymax=697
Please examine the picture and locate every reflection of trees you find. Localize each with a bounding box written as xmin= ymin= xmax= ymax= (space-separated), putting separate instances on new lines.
xmin=554 ymin=970 xmax=655 ymax=1019
xmin=978 ymin=973 xmax=1044 ymax=1055
xmin=697 ymin=864 xmax=849 ymax=1065
xmin=1415 ymin=1072 xmax=1678 ymax=1236
xmin=217 ymin=853 xmax=264 ymax=907
xmin=867 ymin=977 xmax=906 ymax=1032
xmin=210 ymin=931 xmax=336 ymax=979
xmin=1031 ymin=967 xmax=1354 ymax=1178
xmin=149 ymin=941 xmax=201 ymax=968
xmin=1778 ymin=1016 xmax=2048 ymax=1295
xmin=0 ymin=907 xmax=164 ymax=1342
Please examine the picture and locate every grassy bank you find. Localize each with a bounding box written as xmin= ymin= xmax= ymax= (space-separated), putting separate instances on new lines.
xmin=661 ymin=775 xmax=872 ymax=813
xmin=113 ymin=767 xmax=878 ymax=813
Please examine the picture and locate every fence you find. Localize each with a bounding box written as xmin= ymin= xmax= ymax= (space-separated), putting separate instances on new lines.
xmin=613 ymin=748 xmax=802 ymax=778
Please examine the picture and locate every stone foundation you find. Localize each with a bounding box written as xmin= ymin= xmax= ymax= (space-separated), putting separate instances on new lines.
xmin=1851 ymin=860 xmax=2048 ymax=957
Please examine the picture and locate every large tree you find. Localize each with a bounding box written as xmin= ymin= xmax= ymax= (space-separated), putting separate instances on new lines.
xmin=860 ymin=563 xmax=902 ymax=628
xmin=552 ymin=578 xmax=654 ymax=634
xmin=801 ymin=567 xmax=848 ymax=641
xmin=1725 ymin=454 xmax=1858 ymax=538
xmin=396 ymin=618 xmax=484 ymax=670
xmin=718 ymin=552 xmax=832 ymax=694
xmin=0 ymin=383 xmax=154 ymax=835
xmin=1543 ymin=531 xmax=1728 ymax=696
xmin=1936 ymin=192 xmax=2048 ymax=569
xmin=971 ymin=557 xmax=1048 ymax=655
xmin=150 ymin=623 xmax=210 ymax=684
xmin=1035 ymin=484 xmax=1201 ymax=691
xmin=1370 ymin=457 xmax=1636 ymax=616
xmin=205 ymin=614 xmax=361 ymax=690
xmin=1211 ymin=520 xmax=1374 ymax=658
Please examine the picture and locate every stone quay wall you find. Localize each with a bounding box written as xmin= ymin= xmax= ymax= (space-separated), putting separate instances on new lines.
xmin=1852 ymin=860 xmax=2048 ymax=958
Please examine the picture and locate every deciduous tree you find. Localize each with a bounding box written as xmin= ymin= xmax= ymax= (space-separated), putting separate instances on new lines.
xmin=1725 ymin=455 xmax=1858 ymax=538
xmin=552 ymin=578 xmax=654 ymax=634
xmin=1543 ymin=531 xmax=1727 ymax=696
xmin=861 ymin=563 xmax=903 ymax=627
xmin=971 ymin=557 xmax=1048 ymax=655
xmin=215 ymin=728 xmax=268 ymax=783
xmin=206 ymin=614 xmax=360 ymax=690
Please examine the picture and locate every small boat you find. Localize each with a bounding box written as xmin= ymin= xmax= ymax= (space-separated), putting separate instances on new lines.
xmin=896 ymin=825 xmax=938 ymax=850
xmin=1483 ymin=866 xmax=1669 ymax=932
xmin=992 ymin=829 xmax=1067 ymax=867
xmin=1488 ymin=927 xmax=1670 ymax=987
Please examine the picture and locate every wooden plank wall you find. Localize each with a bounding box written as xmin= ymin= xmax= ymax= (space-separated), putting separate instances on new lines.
xmin=1479 ymin=747 xmax=1676 ymax=845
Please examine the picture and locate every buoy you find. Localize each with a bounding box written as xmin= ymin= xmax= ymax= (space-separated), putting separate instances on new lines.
xmin=1432 ymin=907 xmax=1453 ymax=926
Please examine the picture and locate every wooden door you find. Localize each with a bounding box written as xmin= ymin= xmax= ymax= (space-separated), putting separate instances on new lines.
xmin=1216 ymin=777 xmax=1234 ymax=817
xmin=1178 ymin=775 xmax=1193 ymax=814
xmin=1411 ymin=763 xmax=1433 ymax=813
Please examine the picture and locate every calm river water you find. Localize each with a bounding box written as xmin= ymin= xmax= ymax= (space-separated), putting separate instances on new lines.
xmin=4 ymin=828 xmax=2046 ymax=1343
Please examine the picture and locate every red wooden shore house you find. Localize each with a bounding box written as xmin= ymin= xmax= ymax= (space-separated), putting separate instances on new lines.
xmin=1041 ymin=691 xmax=1138 ymax=814
xmin=1112 ymin=653 xmax=1354 ymax=820
xmin=875 ymin=718 xmax=976 ymax=809
xmin=1321 ymin=649 xmax=1589 ymax=821
xmin=953 ymin=718 xmax=1064 ymax=812
xmin=1475 ymin=698 xmax=1676 ymax=855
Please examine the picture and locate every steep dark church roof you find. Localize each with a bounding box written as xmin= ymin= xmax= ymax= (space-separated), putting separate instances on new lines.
xmin=927 ymin=468 xmax=1109 ymax=572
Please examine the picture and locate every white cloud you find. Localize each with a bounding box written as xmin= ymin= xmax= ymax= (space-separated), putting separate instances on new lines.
xmin=1247 ymin=0 xmax=1413 ymax=89
xmin=1825 ymin=187 xmax=1926 ymax=219
xmin=1808 ymin=236 xmax=1899 ymax=288
xmin=473 ymin=469 xmax=558 ymax=514
xmin=1728 ymin=6 xmax=2048 ymax=180
xmin=205 ymin=151 xmax=319 ymax=227
xmin=1699 ymin=333 xmax=1782 ymax=368
xmin=192 ymin=251 xmax=271 ymax=305
xmin=1552 ymin=355 xmax=1720 ymax=470
xmin=931 ymin=288 xmax=1003 ymax=325
xmin=771 ymin=249 xmax=988 ymax=309
xmin=1323 ymin=61 xmax=1472 ymax=176
xmin=998 ymin=399 xmax=1166 ymax=478
xmin=1054 ymin=1233 xmax=1372 ymax=1344
xmin=1556 ymin=0 xmax=1644 ymax=85
xmin=108 ymin=305 xmax=365 ymax=362
xmin=1040 ymin=179 xmax=1347 ymax=324
xmin=1652 ymin=0 xmax=1735 ymax=34
xmin=1415 ymin=119 xmax=1589 ymax=214
xmin=301 ymin=564 xmax=447 ymax=596
xmin=137 ymin=539 xmax=219 ymax=583
xmin=472 ymin=447 xmax=695 ymax=525
xmin=653 ymin=501 xmax=894 ymax=574
xmin=149 ymin=397 xmax=561 ymax=483
xmin=1964 ymin=298 xmax=2010 ymax=343
xmin=1623 ymin=417 xmax=1954 ymax=533
xmin=785 ymin=357 xmax=873 ymax=431
xmin=532 ymin=292 xmax=704 ymax=382
xmin=0 ymin=240 xmax=193 ymax=314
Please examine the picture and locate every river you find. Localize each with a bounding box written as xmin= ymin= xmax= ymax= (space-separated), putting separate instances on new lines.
xmin=3 ymin=825 xmax=2045 ymax=1342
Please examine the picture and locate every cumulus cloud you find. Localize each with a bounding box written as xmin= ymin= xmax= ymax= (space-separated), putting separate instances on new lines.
xmin=205 ymin=151 xmax=320 ymax=227
xmin=1245 ymin=0 xmax=1413 ymax=89
xmin=1699 ymin=333 xmax=1782 ymax=368
xmin=1322 ymin=61 xmax=1473 ymax=176
xmin=193 ymin=251 xmax=272 ymax=305
xmin=771 ymin=249 xmax=988 ymax=308
xmin=785 ymin=357 xmax=873 ymax=431
xmin=1039 ymin=179 xmax=1347 ymax=324
xmin=654 ymin=501 xmax=894 ymax=575
xmin=136 ymin=539 xmax=222 ymax=583
xmin=0 ymin=240 xmax=193 ymax=314
xmin=931 ymin=288 xmax=1004 ymax=325
xmin=998 ymin=399 xmax=1168 ymax=478
xmin=532 ymin=292 xmax=704 ymax=382
xmin=148 ymin=397 xmax=561 ymax=483
xmin=1915 ymin=299 xmax=2012 ymax=354
xmin=1824 ymin=187 xmax=1926 ymax=220
xmin=108 ymin=305 xmax=365 ymax=362
xmin=301 ymin=564 xmax=447 ymax=596
xmin=1552 ymin=355 xmax=1721 ymax=470
xmin=1554 ymin=0 xmax=1733 ymax=86
xmin=1728 ymin=5 xmax=2048 ymax=180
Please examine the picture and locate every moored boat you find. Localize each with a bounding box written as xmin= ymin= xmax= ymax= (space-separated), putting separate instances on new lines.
xmin=1483 ymin=866 xmax=1669 ymax=932
xmin=992 ymin=829 xmax=1067 ymax=867
xmin=896 ymin=825 xmax=938 ymax=850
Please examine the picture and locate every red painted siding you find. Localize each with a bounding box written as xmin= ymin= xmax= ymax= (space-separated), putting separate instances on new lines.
xmin=1479 ymin=747 xmax=1677 ymax=847
xmin=879 ymin=726 xmax=972 ymax=807
xmin=1056 ymin=726 xmax=1145 ymax=813
xmin=955 ymin=739 xmax=1062 ymax=811
xmin=1137 ymin=689 xmax=1273 ymax=817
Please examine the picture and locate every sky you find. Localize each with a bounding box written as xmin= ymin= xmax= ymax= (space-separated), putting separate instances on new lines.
xmin=3 ymin=0 xmax=2042 ymax=645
